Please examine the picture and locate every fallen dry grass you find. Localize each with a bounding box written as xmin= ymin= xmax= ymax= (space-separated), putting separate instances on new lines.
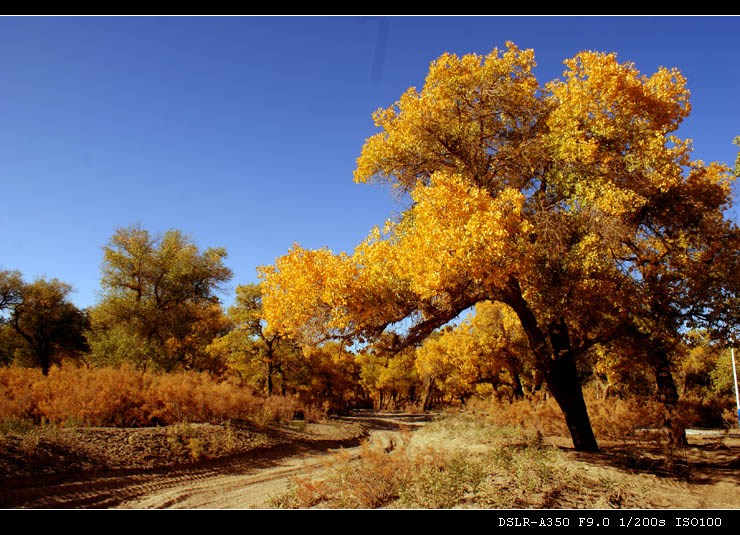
xmin=273 ymin=415 xmax=630 ymax=509
xmin=273 ymin=412 xmax=740 ymax=509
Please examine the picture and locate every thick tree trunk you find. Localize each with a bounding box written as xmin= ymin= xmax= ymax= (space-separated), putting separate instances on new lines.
xmin=35 ymin=339 xmax=51 ymax=376
xmin=650 ymin=348 xmax=687 ymax=447
xmin=503 ymin=278 xmax=599 ymax=452
xmin=419 ymin=375 xmax=434 ymax=412
xmin=273 ymin=361 xmax=287 ymax=396
xmin=39 ymin=350 xmax=51 ymax=376
xmin=543 ymin=354 xmax=599 ymax=452
xmin=506 ymin=358 xmax=525 ymax=400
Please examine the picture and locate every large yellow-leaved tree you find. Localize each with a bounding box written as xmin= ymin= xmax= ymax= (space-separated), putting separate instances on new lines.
xmin=260 ymin=44 xmax=737 ymax=451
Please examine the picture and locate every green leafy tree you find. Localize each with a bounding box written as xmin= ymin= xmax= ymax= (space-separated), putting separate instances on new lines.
xmin=209 ymin=283 xmax=300 ymax=394
xmin=0 ymin=324 xmax=28 ymax=366
xmin=88 ymin=225 xmax=232 ymax=371
xmin=0 ymin=270 xmax=23 ymax=311
xmin=0 ymin=271 xmax=88 ymax=374
xmin=671 ymin=330 xmax=737 ymax=427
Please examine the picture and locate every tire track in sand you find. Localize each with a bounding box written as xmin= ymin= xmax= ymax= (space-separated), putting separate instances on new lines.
xmin=1 ymin=413 xmax=429 ymax=509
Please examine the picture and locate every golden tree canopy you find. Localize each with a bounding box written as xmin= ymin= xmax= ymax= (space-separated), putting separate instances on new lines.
xmin=260 ymin=43 xmax=736 ymax=451
xmin=262 ymin=43 xmax=734 ymax=351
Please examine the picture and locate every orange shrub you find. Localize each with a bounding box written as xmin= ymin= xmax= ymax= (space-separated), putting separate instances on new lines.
xmin=142 ymin=372 xmax=264 ymax=424
xmin=477 ymin=396 xmax=568 ymax=437
xmin=32 ymin=366 xmax=148 ymax=426
xmin=0 ymin=365 xmax=315 ymax=428
xmin=0 ymin=367 xmax=41 ymax=421
xmin=256 ymin=395 xmax=303 ymax=426
xmin=586 ymin=393 xmax=665 ymax=440
xmin=301 ymin=401 xmax=331 ymax=423
xmin=473 ymin=390 xmax=667 ymax=441
xmin=145 ymin=372 xmax=220 ymax=424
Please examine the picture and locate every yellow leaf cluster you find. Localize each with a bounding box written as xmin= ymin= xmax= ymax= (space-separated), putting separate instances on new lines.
xmin=391 ymin=172 xmax=530 ymax=299
xmin=545 ymin=50 xmax=697 ymax=214
xmin=354 ymin=42 xmax=542 ymax=192
xmin=259 ymin=245 xmax=355 ymax=343
xmin=415 ymin=301 xmax=530 ymax=398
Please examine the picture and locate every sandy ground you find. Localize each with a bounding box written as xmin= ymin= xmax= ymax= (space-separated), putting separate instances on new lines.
xmin=1 ymin=415 xmax=737 ymax=509
xmin=552 ymin=432 xmax=740 ymax=509
xmin=0 ymin=413 xmax=425 ymax=509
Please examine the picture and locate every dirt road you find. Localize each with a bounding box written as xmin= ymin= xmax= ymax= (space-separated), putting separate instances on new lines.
xmin=1 ymin=413 xmax=429 ymax=509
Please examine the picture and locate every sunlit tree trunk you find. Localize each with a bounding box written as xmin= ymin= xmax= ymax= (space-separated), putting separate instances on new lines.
xmin=418 ymin=375 xmax=434 ymax=412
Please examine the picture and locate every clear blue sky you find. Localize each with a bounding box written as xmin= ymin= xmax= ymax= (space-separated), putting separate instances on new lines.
xmin=1 ymin=16 xmax=738 ymax=309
